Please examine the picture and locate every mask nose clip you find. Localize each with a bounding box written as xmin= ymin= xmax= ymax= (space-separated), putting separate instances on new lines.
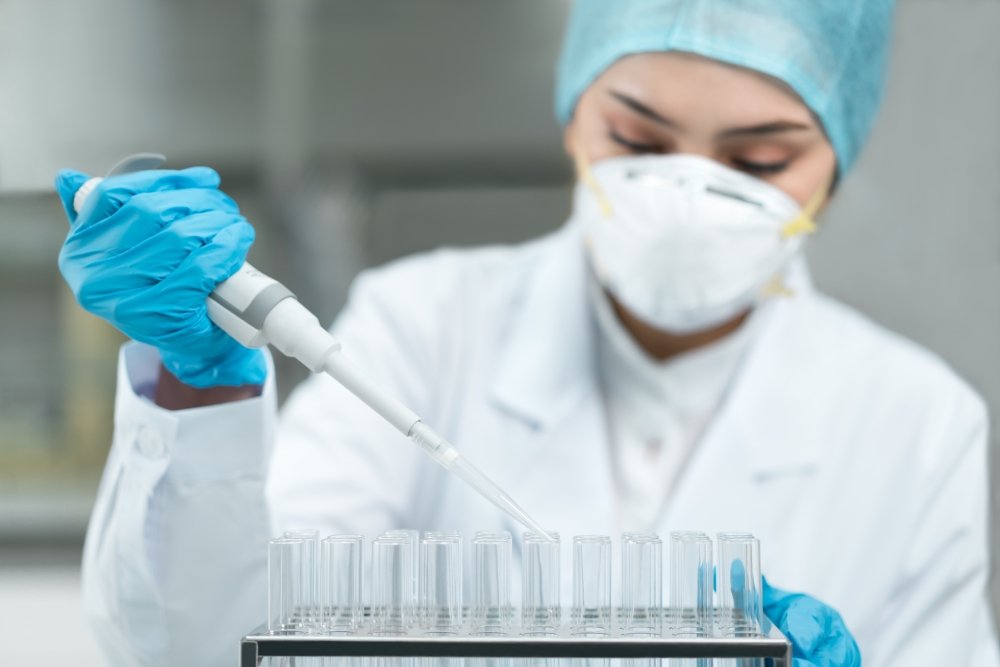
xmin=704 ymin=185 xmax=765 ymax=208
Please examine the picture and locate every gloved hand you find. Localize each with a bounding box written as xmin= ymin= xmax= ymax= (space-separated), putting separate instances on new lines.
xmin=55 ymin=167 xmax=266 ymax=388
xmin=763 ymin=577 xmax=861 ymax=667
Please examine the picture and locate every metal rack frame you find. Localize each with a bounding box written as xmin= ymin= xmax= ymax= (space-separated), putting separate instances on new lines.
xmin=241 ymin=615 xmax=792 ymax=666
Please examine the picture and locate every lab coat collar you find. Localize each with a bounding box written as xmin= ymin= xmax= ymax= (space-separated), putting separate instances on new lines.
xmin=488 ymin=222 xmax=599 ymax=431
xmin=488 ymin=224 xmax=826 ymax=476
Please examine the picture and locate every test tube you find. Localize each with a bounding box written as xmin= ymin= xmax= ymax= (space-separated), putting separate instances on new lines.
xmin=669 ymin=531 xmax=714 ymax=635
xmin=320 ymin=535 xmax=363 ymax=632
xmin=621 ymin=533 xmax=662 ymax=635
xmin=284 ymin=529 xmax=321 ymax=629
xmin=521 ymin=531 xmax=561 ymax=635
xmin=423 ymin=530 xmax=462 ymax=540
xmin=268 ymin=537 xmax=306 ymax=633
xmin=716 ymin=532 xmax=762 ymax=635
xmin=572 ymin=535 xmax=612 ymax=635
xmin=371 ymin=534 xmax=413 ymax=633
xmin=385 ymin=529 xmax=421 ymax=609
xmin=419 ymin=533 xmax=463 ymax=634
xmin=472 ymin=531 xmax=513 ymax=634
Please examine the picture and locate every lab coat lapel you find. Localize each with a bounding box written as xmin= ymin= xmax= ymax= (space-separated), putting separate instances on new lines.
xmin=488 ymin=223 xmax=599 ymax=431
xmin=486 ymin=222 xmax=616 ymax=533
xmin=663 ymin=259 xmax=830 ymax=533
xmin=718 ymin=260 xmax=829 ymax=478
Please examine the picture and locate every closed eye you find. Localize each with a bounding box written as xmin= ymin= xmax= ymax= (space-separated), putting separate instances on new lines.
xmin=609 ymin=130 xmax=661 ymax=153
xmin=732 ymin=158 xmax=790 ymax=175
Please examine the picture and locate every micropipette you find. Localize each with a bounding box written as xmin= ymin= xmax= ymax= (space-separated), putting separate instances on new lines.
xmin=71 ymin=154 xmax=553 ymax=540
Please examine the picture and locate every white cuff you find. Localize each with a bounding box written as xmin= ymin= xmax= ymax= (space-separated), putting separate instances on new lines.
xmin=116 ymin=342 xmax=277 ymax=485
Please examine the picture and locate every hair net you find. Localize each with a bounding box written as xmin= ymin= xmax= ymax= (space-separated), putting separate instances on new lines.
xmin=555 ymin=0 xmax=895 ymax=174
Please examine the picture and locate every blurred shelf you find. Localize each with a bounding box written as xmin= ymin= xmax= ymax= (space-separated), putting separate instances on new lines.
xmin=0 ymin=486 xmax=96 ymax=542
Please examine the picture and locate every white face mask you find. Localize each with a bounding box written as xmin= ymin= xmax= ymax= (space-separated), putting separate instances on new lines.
xmin=573 ymin=153 xmax=823 ymax=334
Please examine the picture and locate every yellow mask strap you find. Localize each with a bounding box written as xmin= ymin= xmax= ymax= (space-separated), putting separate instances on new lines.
xmin=768 ymin=176 xmax=832 ymax=297
xmin=572 ymin=140 xmax=614 ymax=219
xmin=779 ymin=178 xmax=830 ymax=239
xmin=759 ymin=274 xmax=796 ymax=299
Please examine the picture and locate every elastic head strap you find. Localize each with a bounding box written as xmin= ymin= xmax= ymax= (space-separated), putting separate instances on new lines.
xmin=780 ymin=176 xmax=831 ymax=239
xmin=572 ymin=140 xmax=614 ymax=219
xmin=766 ymin=175 xmax=834 ymax=299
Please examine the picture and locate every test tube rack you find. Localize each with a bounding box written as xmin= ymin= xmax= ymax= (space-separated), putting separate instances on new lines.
xmin=244 ymin=530 xmax=792 ymax=666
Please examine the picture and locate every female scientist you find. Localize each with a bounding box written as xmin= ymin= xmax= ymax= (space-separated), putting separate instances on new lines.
xmin=55 ymin=1 xmax=999 ymax=666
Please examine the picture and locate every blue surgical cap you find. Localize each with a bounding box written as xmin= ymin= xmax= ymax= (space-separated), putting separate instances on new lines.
xmin=555 ymin=0 xmax=895 ymax=174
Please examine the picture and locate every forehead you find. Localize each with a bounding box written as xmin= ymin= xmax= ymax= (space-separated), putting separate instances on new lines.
xmin=591 ymin=52 xmax=817 ymax=128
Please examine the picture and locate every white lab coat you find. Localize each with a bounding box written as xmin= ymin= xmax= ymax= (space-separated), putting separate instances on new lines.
xmin=83 ymin=221 xmax=1000 ymax=666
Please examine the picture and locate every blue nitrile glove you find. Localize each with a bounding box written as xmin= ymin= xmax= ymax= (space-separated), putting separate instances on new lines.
xmin=763 ymin=577 xmax=861 ymax=667
xmin=55 ymin=167 xmax=266 ymax=388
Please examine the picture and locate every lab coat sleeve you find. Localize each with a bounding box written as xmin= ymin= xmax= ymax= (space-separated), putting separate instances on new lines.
xmin=869 ymin=389 xmax=1000 ymax=667
xmin=81 ymin=342 xmax=277 ymax=667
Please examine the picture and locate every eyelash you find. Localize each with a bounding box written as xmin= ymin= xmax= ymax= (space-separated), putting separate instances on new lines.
xmin=609 ymin=131 xmax=791 ymax=175
xmin=731 ymin=158 xmax=790 ymax=175
xmin=609 ymin=130 xmax=661 ymax=153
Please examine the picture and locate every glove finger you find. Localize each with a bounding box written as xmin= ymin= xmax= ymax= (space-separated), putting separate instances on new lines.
xmin=137 ymin=221 xmax=254 ymax=350
xmin=140 ymin=210 xmax=251 ymax=272
xmin=125 ymin=187 xmax=240 ymax=222
xmin=763 ymin=577 xmax=798 ymax=614
xmin=69 ymin=212 xmax=250 ymax=322
xmin=66 ymin=189 xmax=242 ymax=260
xmin=782 ymin=595 xmax=826 ymax=657
xmin=113 ymin=188 xmax=240 ymax=246
xmin=762 ymin=579 xmax=859 ymax=667
xmin=813 ymin=613 xmax=861 ymax=667
xmin=78 ymin=167 xmax=222 ymax=225
xmin=185 ymin=218 xmax=256 ymax=288
xmin=55 ymin=169 xmax=92 ymax=223
xmin=100 ymin=211 xmax=250 ymax=288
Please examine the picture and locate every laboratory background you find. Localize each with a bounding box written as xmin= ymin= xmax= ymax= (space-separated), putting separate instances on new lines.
xmin=1 ymin=0 xmax=998 ymax=664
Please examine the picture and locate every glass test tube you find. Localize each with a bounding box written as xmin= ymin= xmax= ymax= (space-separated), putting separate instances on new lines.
xmin=268 ymin=537 xmax=306 ymax=633
xmin=716 ymin=532 xmax=762 ymax=635
xmin=423 ymin=530 xmax=462 ymax=540
xmin=284 ymin=529 xmax=321 ymax=628
xmin=669 ymin=531 xmax=714 ymax=635
xmin=621 ymin=533 xmax=662 ymax=635
xmin=372 ymin=534 xmax=413 ymax=633
xmin=385 ymin=529 xmax=421 ymax=609
xmin=572 ymin=535 xmax=612 ymax=635
xmin=473 ymin=531 xmax=513 ymax=634
xmin=320 ymin=535 xmax=363 ymax=632
xmin=521 ymin=531 xmax=561 ymax=635
xmin=419 ymin=533 xmax=463 ymax=633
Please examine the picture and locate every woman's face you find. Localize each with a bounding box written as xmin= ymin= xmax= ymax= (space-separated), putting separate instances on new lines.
xmin=564 ymin=52 xmax=837 ymax=207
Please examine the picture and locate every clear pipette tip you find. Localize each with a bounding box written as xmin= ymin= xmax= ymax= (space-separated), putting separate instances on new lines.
xmin=408 ymin=422 xmax=555 ymax=541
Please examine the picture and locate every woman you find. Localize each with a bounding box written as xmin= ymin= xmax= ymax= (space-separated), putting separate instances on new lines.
xmin=56 ymin=1 xmax=998 ymax=666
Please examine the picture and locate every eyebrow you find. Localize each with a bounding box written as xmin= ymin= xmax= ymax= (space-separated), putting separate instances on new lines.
xmin=718 ymin=121 xmax=812 ymax=138
xmin=608 ymin=89 xmax=813 ymax=138
xmin=609 ymin=90 xmax=676 ymax=127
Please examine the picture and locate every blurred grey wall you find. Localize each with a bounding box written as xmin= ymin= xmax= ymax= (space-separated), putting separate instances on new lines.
xmin=1 ymin=1 xmax=998 ymax=660
xmin=813 ymin=0 xmax=1000 ymax=612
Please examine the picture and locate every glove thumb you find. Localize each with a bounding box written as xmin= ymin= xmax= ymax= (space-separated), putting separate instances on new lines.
xmin=54 ymin=169 xmax=92 ymax=223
